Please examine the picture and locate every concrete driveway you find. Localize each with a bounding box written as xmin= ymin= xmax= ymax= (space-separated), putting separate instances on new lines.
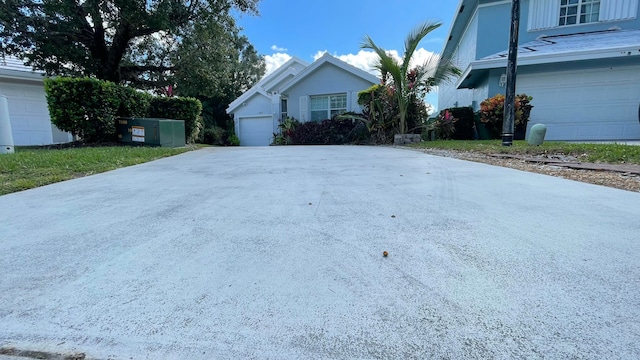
xmin=1 ymin=146 xmax=639 ymax=359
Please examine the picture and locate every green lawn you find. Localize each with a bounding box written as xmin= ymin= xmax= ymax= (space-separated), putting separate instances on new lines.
xmin=0 ymin=145 xmax=197 ymax=195
xmin=410 ymin=140 xmax=640 ymax=165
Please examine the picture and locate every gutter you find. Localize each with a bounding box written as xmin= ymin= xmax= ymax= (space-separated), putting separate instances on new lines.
xmin=457 ymin=45 xmax=640 ymax=88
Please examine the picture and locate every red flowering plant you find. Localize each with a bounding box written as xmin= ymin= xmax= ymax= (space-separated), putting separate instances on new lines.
xmin=479 ymin=93 xmax=533 ymax=139
xmin=431 ymin=109 xmax=457 ymax=140
xmin=156 ymin=85 xmax=175 ymax=97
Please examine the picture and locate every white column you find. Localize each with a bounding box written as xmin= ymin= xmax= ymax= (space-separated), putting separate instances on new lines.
xmin=0 ymin=95 xmax=15 ymax=154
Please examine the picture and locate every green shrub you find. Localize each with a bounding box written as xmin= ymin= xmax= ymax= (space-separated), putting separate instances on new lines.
xmin=45 ymin=77 xmax=155 ymax=143
xmin=448 ymin=107 xmax=475 ymax=140
xmin=149 ymin=97 xmax=203 ymax=143
xmin=479 ymin=94 xmax=533 ymax=140
xmin=117 ymin=86 xmax=151 ymax=118
xmin=273 ymin=117 xmax=300 ymax=145
xmin=201 ymin=126 xmax=228 ymax=145
xmin=431 ymin=107 xmax=475 ymax=140
xmin=431 ymin=110 xmax=455 ymax=140
xmin=289 ymin=117 xmax=366 ymax=145
xmin=45 ymin=77 xmax=122 ymax=143
xmin=357 ymin=84 xmax=398 ymax=143
xmin=228 ymin=134 xmax=240 ymax=146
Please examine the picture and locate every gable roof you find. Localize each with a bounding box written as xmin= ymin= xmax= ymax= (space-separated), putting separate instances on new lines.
xmin=279 ymin=53 xmax=379 ymax=93
xmin=227 ymin=56 xmax=308 ymax=113
xmin=0 ymin=56 xmax=46 ymax=81
xmin=457 ymin=29 xmax=640 ymax=88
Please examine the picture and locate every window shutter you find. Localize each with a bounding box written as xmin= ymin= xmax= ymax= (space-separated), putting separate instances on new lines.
xmin=599 ymin=0 xmax=638 ymax=21
xmin=299 ymin=96 xmax=308 ymax=121
xmin=528 ymin=0 xmax=561 ymax=30
xmin=350 ymin=91 xmax=361 ymax=112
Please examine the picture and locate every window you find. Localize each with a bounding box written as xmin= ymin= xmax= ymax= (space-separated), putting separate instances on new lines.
xmin=280 ymin=98 xmax=287 ymax=121
xmin=559 ymin=0 xmax=600 ymax=26
xmin=310 ymin=94 xmax=347 ymax=121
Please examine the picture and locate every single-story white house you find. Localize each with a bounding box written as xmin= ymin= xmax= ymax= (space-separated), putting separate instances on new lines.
xmin=0 ymin=57 xmax=72 ymax=146
xmin=227 ymin=53 xmax=380 ymax=146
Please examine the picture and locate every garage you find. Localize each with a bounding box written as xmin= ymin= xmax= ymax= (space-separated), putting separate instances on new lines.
xmin=518 ymin=65 xmax=640 ymax=141
xmin=0 ymin=58 xmax=71 ymax=145
xmin=237 ymin=115 xmax=274 ymax=146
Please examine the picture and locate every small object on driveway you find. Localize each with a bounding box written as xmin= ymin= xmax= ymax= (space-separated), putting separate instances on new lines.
xmin=383 ymin=251 xmax=389 ymax=257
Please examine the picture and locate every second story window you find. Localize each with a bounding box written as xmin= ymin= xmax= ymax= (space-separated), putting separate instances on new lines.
xmin=559 ymin=0 xmax=600 ymax=26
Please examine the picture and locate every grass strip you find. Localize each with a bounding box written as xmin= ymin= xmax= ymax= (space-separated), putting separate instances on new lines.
xmin=410 ymin=140 xmax=640 ymax=164
xmin=0 ymin=145 xmax=195 ymax=195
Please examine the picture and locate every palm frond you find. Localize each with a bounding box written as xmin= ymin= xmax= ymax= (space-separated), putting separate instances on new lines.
xmin=403 ymin=21 xmax=441 ymax=72
xmin=361 ymin=34 xmax=402 ymax=86
xmin=431 ymin=52 xmax=462 ymax=85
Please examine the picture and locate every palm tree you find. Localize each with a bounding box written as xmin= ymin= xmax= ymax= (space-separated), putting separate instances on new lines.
xmin=361 ymin=21 xmax=461 ymax=134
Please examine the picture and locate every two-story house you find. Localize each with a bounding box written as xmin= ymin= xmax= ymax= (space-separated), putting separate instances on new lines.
xmin=439 ymin=0 xmax=640 ymax=141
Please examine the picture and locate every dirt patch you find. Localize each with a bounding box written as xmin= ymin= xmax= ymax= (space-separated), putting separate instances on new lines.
xmin=418 ymin=148 xmax=640 ymax=193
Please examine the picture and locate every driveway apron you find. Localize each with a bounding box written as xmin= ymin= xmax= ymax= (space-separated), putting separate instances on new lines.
xmin=1 ymin=146 xmax=639 ymax=359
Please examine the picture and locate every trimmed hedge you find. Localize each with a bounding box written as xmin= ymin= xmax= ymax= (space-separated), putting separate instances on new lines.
xmin=117 ymin=85 xmax=152 ymax=118
xmin=44 ymin=77 xmax=122 ymax=143
xmin=44 ymin=77 xmax=202 ymax=144
xmin=149 ymin=97 xmax=203 ymax=143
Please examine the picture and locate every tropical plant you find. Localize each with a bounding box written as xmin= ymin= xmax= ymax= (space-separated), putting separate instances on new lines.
xmin=480 ymin=94 xmax=534 ymax=139
xmin=273 ymin=117 xmax=299 ymax=145
xmin=356 ymin=84 xmax=398 ymax=143
xmin=431 ymin=110 xmax=457 ymax=140
xmin=361 ymin=21 xmax=461 ymax=134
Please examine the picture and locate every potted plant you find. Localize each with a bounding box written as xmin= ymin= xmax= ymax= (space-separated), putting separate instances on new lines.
xmin=479 ymin=93 xmax=533 ymax=140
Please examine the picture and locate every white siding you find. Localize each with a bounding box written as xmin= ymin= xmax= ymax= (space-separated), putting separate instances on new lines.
xmin=517 ymin=65 xmax=640 ymax=141
xmin=439 ymin=12 xmax=479 ymax=111
xmin=528 ymin=0 xmax=561 ymax=30
xmin=350 ymin=91 xmax=361 ymax=112
xmin=299 ymin=96 xmax=308 ymax=121
xmin=0 ymin=80 xmax=54 ymax=145
xmin=528 ymin=0 xmax=638 ymax=30
xmin=455 ymin=13 xmax=479 ymax=71
xmin=600 ymin=0 xmax=639 ymax=21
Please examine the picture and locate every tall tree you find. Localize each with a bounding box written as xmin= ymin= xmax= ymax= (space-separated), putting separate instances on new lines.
xmin=178 ymin=28 xmax=265 ymax=131
xmin=361 ymin=21 xmax=460 ymax=134
xmin=175 ymin=27 xmax=264 ymax=99
xmin=0 ymin=0 xmax=259 ymax=87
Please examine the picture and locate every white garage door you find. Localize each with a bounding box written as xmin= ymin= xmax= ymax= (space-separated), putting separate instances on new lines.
xmin=238 ymin=116 xmax=274 ymax=146
xmin=518 ymin=66 xmax=640 ymax=141
xmin=0 ymin=80 xmax=68 ymax=145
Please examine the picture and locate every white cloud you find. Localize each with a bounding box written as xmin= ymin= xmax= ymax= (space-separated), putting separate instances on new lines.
xmin=270 ymin=45 xmax=288 ymax=52
xmin=263 ymin=53 xmax=292 ymax=76
xmin=312 ymin=48 xmax=437 ymax=77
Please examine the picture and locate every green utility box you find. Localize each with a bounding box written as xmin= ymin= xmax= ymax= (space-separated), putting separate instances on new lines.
xmin=116 ymin=118 xmax=185 ymax=147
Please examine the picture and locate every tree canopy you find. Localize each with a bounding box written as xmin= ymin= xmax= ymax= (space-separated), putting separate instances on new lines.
xmin=0 ymin=0 xmax=262 ymax=93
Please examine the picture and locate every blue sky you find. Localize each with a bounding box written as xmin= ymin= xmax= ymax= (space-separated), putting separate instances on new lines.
xmin=235 ymin=1 xmax=461 ymax=109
